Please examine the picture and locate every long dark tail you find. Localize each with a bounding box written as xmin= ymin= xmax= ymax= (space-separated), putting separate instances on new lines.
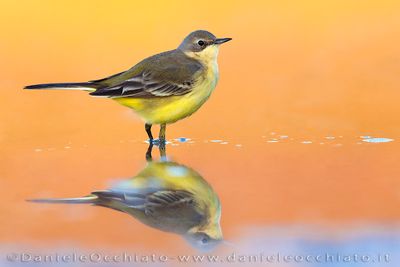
xmin=24 ymin=82 xmax=98 ymax=91
xmin=27 ymin=194 xmax=98 ymax=204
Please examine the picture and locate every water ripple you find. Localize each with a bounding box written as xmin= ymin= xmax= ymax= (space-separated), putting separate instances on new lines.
xmin=362 ymin=137 xmax=394 ymax=143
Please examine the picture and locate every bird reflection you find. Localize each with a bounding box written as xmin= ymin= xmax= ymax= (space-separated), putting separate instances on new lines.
xmin=29 ymin=144 xmax=223 ymax=251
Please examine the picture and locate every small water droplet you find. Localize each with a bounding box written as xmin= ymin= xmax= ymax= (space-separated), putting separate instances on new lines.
xmin=176 ymin=137 xmax=190 ymax=143
xmin=360 ymin=135 xmax=371 ymax=139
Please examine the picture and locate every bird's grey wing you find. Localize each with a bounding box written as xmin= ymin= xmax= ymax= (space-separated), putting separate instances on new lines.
xmin=144 ymin=190 xmax=195 ymax=211
xmin=93 ymin=189 xmax=196 ymax=211
xmin=94 ymin=189 xmax=202 ymax=217
xmin=142 ymin=190 xmax=205 ymax=227
xmin=89 ymin=51 xmax=203 ymax=98
xmin=89 ymin=70 xmax=194 ymax=98
xmin=92 ymin=189 xmax=205 ymax=231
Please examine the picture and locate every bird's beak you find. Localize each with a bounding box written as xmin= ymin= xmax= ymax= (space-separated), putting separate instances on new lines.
xmin=214 ymin=38 xmax=232 ymax=45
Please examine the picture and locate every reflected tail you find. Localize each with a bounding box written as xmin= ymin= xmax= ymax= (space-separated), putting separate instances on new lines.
xmin=27 ymin=194 xmax=98 ymax=204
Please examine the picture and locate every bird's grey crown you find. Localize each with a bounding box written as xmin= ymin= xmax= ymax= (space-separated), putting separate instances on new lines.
xmin=178 ymin=30 xmax=216 ymax=52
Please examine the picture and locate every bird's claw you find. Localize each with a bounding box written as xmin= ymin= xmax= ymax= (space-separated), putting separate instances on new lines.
xmin=150 ymin=138 xmax=166 ymax=146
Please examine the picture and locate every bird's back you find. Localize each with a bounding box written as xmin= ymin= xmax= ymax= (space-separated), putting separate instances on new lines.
xmin=92 ymin=50 xmax=204 ymax=90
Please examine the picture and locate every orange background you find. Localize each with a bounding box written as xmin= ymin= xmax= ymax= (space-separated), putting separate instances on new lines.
xmin=1 ymin=0 xmax=400 ymax=253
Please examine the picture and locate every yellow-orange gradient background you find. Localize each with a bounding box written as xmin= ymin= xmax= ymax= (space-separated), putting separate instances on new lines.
xmin=1 ymin=0 xmax=400 ymax=254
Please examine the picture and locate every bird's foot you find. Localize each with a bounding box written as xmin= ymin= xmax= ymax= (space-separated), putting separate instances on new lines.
xmin=150 ymin=138 xmax=166 ymax=146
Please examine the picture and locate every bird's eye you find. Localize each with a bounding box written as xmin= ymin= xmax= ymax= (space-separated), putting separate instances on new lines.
xmin=201 ymin=237 xmax=209 ymax=244
xmin=197 ymin=40 xmax=205 ymax=46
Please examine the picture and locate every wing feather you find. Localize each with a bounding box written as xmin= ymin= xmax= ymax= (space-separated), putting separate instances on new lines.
xmin=89 ymin=50 xmax=203 ymax=98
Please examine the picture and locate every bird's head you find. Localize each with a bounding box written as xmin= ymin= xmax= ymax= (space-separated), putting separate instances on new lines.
xmin=178 ymin=30 xmax=232 ymax=63
xmin=184 ymin=231 xmax=223 ymax=252
xmin=184 ymin=218 xmax=223 ymax=251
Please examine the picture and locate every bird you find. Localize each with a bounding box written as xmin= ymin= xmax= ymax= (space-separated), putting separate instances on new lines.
xmin=24 ymin=30 xmax=232 ymax=143
xmin=28 ymin=144 xmax=223 ymax=251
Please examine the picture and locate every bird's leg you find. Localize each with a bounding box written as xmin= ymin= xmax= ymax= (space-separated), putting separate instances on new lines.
xmin=159 ymin=123 xmax=166 ymax=143
xmin=145 ymin=123 xmax=153 ymax=142
xmin=159 ymin=144 xmax=166 ymax=159
xmin=158 ymin=123 xmax=167 ymax=159
xmin=146 ymin=143 xmax=153 ymax=162
xmin=159 ymin=141 xmax=166 ymax=159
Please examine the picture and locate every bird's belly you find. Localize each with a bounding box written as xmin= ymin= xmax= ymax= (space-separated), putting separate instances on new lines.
xmin=114 ymin=76 xmax=218 ymax=124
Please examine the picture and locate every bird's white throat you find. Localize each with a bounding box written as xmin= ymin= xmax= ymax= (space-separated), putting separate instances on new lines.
xmin=184 ymin=45 xmax=220 ymax=69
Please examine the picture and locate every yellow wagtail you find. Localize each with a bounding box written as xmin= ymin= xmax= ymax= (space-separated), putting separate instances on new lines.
xmin=28 ymin=144 xmax=223 ymax=251
xmin=24 ymin=30 xmax=231 ymax=142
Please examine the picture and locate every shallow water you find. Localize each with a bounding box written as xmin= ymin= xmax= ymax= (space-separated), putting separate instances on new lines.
xmin=2 ymin=135 xmax=400 ymax=266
